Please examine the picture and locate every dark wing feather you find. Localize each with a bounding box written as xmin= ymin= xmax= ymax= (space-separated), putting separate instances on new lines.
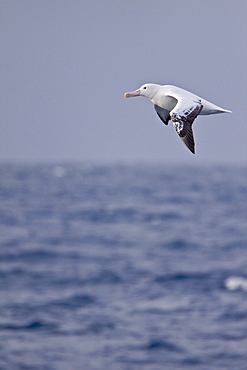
xmin=154 ymin=105 xmax=170 ymax=125
xmin=171 ymin=100 xmax=203 ymax=154
xmin=173 ymin=122 xmax=195 ymax=154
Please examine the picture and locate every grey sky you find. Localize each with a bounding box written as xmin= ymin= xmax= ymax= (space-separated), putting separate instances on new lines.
xmin=1 ymin=0 xmax=247 ymax=164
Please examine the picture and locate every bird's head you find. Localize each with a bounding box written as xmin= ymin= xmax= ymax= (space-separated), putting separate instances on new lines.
xmin=124 ymin=83 xmax=159 ymax=100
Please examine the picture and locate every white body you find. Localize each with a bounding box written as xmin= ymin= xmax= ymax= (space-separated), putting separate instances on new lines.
xmin=124 ymin=83 xmax=231 ymax=115
xmin=149 ymin=85 xmax=231 ymax=115
xmin=124 ymin=83 xmax=231 ymax=154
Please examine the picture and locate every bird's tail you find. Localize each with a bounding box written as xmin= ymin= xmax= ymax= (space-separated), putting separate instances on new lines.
xmin=200 ymin=100 xmax=232 ymax=115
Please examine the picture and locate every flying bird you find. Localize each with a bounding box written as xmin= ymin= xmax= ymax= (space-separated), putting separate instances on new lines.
xmin=124 ymin=84 xmax=231 ymax=154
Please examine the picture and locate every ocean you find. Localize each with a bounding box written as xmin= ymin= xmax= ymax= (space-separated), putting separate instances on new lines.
xmin=0 ymin=163 xmax=246 ymax=370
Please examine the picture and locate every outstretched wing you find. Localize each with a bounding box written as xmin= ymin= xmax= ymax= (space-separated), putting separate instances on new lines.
xmin=170 ymin=99 xmax=203 ymax=154
xmin=154 ymin=105 xmax=170 ymax=125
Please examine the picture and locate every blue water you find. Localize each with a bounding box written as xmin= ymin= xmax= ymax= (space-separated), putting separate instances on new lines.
xmin=0 ymin=163 xmax=247 ymax=370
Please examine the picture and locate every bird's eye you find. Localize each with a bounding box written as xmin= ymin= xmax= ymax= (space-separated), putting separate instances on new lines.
xmin=143 ymin=86 xmax=147 ymax=89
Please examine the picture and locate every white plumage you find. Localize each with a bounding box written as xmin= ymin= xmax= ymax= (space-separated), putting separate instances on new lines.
xmin=124 ymin=84 xmax=231 ymax=154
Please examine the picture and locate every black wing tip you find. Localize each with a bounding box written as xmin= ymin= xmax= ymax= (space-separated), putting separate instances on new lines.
xmin=185 ymin=143 xmax=195 ymax=154
xmin=180 ymin=132 xmax=195 ymax=154
xmin=186 ymin=142 xmax=195 ymax=154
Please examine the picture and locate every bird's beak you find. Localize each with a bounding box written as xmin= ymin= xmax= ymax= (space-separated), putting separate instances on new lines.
xmin=124 ymin=89 xmax=140 ymax=98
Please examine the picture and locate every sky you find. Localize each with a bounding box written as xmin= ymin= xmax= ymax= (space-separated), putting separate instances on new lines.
xmin=1 ymin=0 xmax=247 ymax=165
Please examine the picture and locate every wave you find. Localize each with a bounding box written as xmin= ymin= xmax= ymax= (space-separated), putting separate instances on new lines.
xmin=224 ymin=276 xmax=247 ymax=292
xmin=0 ymin=320 xmax=57 ymax=331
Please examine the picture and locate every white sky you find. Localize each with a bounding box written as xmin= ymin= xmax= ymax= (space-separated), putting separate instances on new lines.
xmin=1 ymin=0 xmax=247 ymax=164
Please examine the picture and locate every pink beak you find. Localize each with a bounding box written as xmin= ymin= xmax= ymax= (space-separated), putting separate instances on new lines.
xmin=124 ymin=89 xmax=140 ymax=98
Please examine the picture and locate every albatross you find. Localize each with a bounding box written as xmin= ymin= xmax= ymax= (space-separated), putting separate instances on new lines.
xmin=124 ymin=84 xmax=231 ymax=154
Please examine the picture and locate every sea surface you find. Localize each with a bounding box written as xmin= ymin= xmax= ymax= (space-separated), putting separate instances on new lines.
xmin=0 ymin=163 xmax=247 ymax=370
